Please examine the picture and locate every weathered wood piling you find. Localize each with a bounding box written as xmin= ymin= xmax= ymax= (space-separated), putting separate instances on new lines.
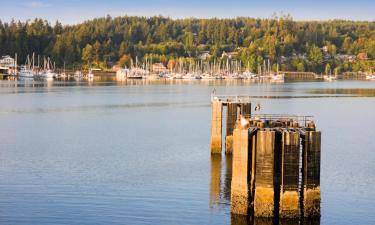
xmin=210 ymin=95 xmax=321 ymax=219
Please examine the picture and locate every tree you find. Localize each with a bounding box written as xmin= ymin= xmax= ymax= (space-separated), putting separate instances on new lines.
xmin=297 ymin=62 xmax=305 ymax=72
xmin=118 ymin=54 xmax=131 ymax=68
xmin=82 ymin=44 xmax=94 ymax=64
xmin=308 ymin=45 xmax=323 ymax=72
xmin=325 ymin=63 xmax=331 ymax=75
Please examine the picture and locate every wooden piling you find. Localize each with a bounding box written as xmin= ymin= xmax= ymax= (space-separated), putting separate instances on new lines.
xmin=211 ymin=100 xmax=223 ymax=154
xmin=254 ymin=130 xmax=275 ymax=217
xmin=231 ymin=126 xmax=250 ymax=215
xmin=225 ymin=103 xmax=238 ymax=154
xmin=303 ymin=131 xmax=321 ymax=217
xmin=280 ymin=131 xmax=300 ymax=218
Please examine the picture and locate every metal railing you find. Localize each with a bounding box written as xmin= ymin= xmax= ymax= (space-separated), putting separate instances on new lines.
xmin=211 ymin=94 xmax=252 ymax=103
xmin=245 ymin=114 xmax=314 ymax=127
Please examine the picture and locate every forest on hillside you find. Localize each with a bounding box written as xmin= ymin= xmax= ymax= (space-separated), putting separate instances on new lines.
xmin=0 ymin=15 xmax=374 ymax=73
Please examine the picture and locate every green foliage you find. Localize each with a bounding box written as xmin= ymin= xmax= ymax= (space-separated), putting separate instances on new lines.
xmin=325 ymin=63 xmax=331 ymax=75
xmin=0 ymin=16 xmax=375 ymax=72
xmin=118 ymin=54 xmax=131 ymax=68
xmin=82 ymin=44 xmax=94 ymax=64
xmin=308 ymin=45 xmax=324 ymax=72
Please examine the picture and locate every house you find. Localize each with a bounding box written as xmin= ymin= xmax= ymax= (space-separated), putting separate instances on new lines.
xmin=221 ymin=51 xmax=238 ymax=59
xmin=152 ymin=63 xmax=167 ymax=73
xmin=357 ymin=52 xmax=368 ymax=60
xmin=335 ymin=54 xmax=356 ymax=62
xmin=0 ymin=55 xmax=15 ymax=69
xmin=199 ymin=51 xmax=211 ymax=60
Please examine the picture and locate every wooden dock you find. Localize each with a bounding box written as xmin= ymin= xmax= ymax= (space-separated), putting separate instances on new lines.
xmin=210 ymin=95 xmax=321 ymax=219
xmin=281 ymin=71 xmax=317 ymax=80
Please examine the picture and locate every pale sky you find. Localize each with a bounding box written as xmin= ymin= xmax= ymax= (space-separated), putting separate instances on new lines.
xmin=0 ymin=0 xmax=374 ymax=24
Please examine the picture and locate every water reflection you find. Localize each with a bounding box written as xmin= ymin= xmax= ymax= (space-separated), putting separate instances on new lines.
xmin=309 ymin=88 xmax=375 ymax=97
xmin=230 ymin=214 xmax=320 ymax=225
xmin=210 ymin=154 xmax=221 ymax=208
xmin=211 ymin=155 xmax=320 ymax=225
xmin=223 ymin=155 xmax=233 ymax=201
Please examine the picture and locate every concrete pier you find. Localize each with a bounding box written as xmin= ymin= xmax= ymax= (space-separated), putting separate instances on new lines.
xmin=303 ymin=131 xmax=321 ymax=217
xmin=211 ymin=95 xmax=251 ymax=154
xmin=280 ymin=131 xmax=301 ymax=218
xmin=231 ymin=125 xmax=250 ymax=215
xmin=254 ymin=130 xmax=276 ymax=217
xmin=210 ymin=95 xmax=321 ymax=219
xmin=211 ymin=101 xmax=223 ymax=154
xmin=225 ymin=103 xmax=238 ymax=154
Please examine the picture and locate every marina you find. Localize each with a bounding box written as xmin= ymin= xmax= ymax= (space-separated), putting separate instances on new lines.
xmin=3 ymin=55 xmax=374 ymax=82
xmin=0 ymin=2 xmax=374 ymax=224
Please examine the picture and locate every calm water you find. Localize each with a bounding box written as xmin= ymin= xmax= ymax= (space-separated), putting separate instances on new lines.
xmin=0 ymin=78 xmax=375 ymax=225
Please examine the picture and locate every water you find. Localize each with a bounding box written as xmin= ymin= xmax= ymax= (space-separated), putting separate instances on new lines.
xmin=0 ymin=78 xmax=374 ymax=225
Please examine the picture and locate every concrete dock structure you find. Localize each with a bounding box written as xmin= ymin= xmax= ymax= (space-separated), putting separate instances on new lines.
xmin=210 ymin=100 xmax=223 ymax=154
xmin=209 ymin=97 xmax=322 ymax=219
xmin=280 ymin=131 xmax=301 ymax=218
xmin=210 ymin=95 xmax=251 ymax=154
xmin=303 ymin=131 xmax=321 ymax=218
xmin=254 ymin=130 xmax=276 ymax=217
xmin=231 ymin=124 xmax=250 ymax=215
xmin=225 ymin=103 xmax=238 ymax=154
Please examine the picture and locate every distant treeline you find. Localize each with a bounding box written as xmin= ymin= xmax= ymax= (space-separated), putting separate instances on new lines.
xmin=0 ymin=15 xmax=374 ymax=73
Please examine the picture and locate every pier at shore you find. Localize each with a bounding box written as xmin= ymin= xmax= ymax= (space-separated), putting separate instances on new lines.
xmin=210 ymin=95 xmax=321 ymax=219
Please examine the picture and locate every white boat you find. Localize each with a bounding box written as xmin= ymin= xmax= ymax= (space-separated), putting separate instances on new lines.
xmin=164 ymin=73 xmax=174 ymax=80
xmin=182 ymin=73 xmax=195 ymax=79
xmin=87 ymin=70 xmax=94 ymax=79
xmin=271 ymin=73 xmax=285 ymax=82
xmin=145 ymin=73 xmax=160 ymax=80
xmin=41 ymin=69 xmax=56 ymax=78
xmin=74 ymin=71 xmax=83 ymax=78
xmin=243 ymin=72 xmax=258 ymax=80
xmin=366 ymin=75 xmax=375 ymax=80
xmin=173 ymin=73 xmax=183 ymax=79
xmin=201 ymin=73 xmax=215 ymax=80
xmin=323 ymin=75 xmax=337 ymax=81
xmin=18 ymin=65 xmax=34 ymax=78
xmin=59 ymin=72 xmax=67 ymax=78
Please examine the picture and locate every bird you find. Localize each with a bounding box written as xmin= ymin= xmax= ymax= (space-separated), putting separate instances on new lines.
xmin=254 ymin=103 xmax=261 ymax=112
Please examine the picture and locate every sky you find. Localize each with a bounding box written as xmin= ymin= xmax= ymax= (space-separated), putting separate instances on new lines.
xmin=0 ymin=0 xmax=374 ymax=24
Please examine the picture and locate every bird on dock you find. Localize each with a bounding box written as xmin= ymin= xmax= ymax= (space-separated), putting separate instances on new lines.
xmin=254 ymin=103 xmax=261 ymax=112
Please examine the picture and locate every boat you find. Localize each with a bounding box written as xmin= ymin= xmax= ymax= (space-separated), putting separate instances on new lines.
xmin=74 ymin=71 xmax=83 ymax=78
xmin=87 ymin=69 xmax=94 ymax=79
xmin=182 ymin=73 xmax=195 ymax=80
xmin=242 ymin=71 xmax=258 ymax=80
xmin=366 ymin=75 xmax=375 ymax=80
xmin=40 ymin=69 xmax=56 ymax=78
xmin=323 ymin=75 xmax=337 ymax=81
xmin=201 ymin=73 xmax=215 ymax=80
xmin=40 ymin=57 xmax=57 ymax=78
xmin=271 ymin=73 xmax=285 ymax=82
xmin=173 ymin=73 xmax=183 ymax=79
xmin=18 ymin=55 xmax=35 ymax=78
xmin=19 ymin=65 xmax=34 ymax=77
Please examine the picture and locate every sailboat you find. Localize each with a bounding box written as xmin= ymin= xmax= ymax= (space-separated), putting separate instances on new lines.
xmin=40 ymin=57 xmax=57 ymax=78
xmin=87 ymin=69 xmax=94 ymax=79
xmin=19 ymin=55 xmax=34 ymax=78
